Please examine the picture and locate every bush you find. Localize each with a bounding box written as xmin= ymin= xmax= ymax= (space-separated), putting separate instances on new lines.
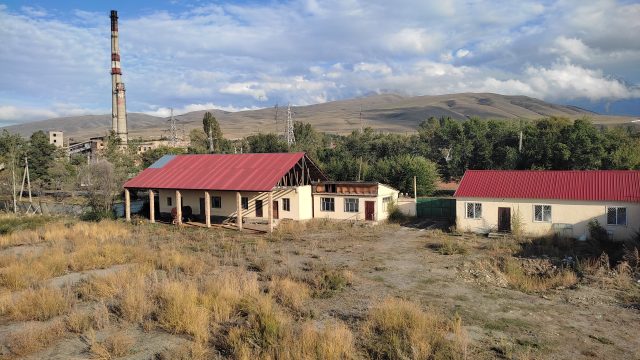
xmin=81 ymin=210 xmax=115 ymax=222
xmin=435 ymin=237 xmax=469 ymax=255
xmin=362 ymin=298 xmax=467 ymax=359
xmin=386 ymin=201 xmax=406 ymax=223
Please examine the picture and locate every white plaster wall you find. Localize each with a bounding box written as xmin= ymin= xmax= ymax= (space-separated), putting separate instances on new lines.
xmin=158 ymin=185 xmax=312 ymax=221
xmin=455 ymin=197 xmax=640 ymax=240
xmin=376 ymin=184 xmax=400 ymax=221
xmin=397 ymin=198 xmax=416 ymax=217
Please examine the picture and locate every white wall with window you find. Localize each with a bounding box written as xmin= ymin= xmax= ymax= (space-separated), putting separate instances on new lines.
xmin=533 ymin=204 xmax=552 ymax=222
xmin=321 ymin=197 xmax=335 ymax=212
xmin=344 ymin=198 xmax=359 ymax=212
xmin=455 ymin=197 xmax=640 ymax=240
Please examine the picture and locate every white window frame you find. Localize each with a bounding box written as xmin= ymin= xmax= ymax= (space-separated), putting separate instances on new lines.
xmin=321 ymin=197 xmax=335 ymax=212
xmin=344 ymin=198 xmax=359 ymax=213
xmin=606 ymin=206 xmax=627 ymax=226
xmin=282 ymin=198 xmax=290 ymax=212
xmin=465 ymin=202 xmax=482 ymax=219
xmin=533 ymin=204 xmax=552 ymax=223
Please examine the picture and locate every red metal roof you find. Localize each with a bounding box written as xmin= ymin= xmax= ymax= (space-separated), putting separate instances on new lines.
xmin=454 ymin=170 xmax=640 ymax=203
xmin=124 ymin=152 xmax=314 ymax=192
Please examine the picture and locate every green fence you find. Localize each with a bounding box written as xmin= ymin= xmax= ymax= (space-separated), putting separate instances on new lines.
xmin=416 ymin=198 xmax=456 ymax=221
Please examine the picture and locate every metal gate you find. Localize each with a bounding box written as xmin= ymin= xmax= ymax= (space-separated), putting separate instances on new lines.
xmin=416 ymin=198 xmax=456 ymax=221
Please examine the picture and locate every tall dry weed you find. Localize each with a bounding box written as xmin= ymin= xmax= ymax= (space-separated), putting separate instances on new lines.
xmin=155 ymin=280 xmax=210 ymax=343
xmin=5 ymin=320 xmax=67 ymax=357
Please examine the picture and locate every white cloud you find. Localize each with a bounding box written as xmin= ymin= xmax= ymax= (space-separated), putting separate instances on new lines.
xmin=550 ymin=36 xmax=591 ymax=60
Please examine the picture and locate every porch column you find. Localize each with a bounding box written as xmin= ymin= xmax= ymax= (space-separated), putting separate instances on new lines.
xmin=124 ymin=188 xmax=131 ymax=222
xmin=268 ymin=191 xmax=273 ymax=233
xmin=236 ymin=191 xmax=243 ymax=231
xmin=204 ymin=191 xmax=211 ymax=228
xmin=175 ymin=190 xmax=182 ymax=225
xmin=149 ymin=190 xmax=155 ymax=223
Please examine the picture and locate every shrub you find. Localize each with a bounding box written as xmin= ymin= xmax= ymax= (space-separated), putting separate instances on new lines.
xmin=155 ymin=281 xmax=210 ymax=343
xmin=386 ymin=201 xmax=406 ymax=223
xmin=81 ymin=210 xmax=115 ymax=222
xmin=87 ymin=330 xmax=135 ymax=359
xmin=435 ymin=237 xmax=469 ymax=255
xmin=362 ymin=298 xmax=467 ymax=359
xmin=498 ymin=258 xmax=578 ymax=293
xmin=5 ymin=287 xmax=73 ymax=321
xmin=201 ymin=270 xmax=259 ymax=323
xmin=5 ymin=320 xmax=67 ymax=357
xmin=268 ymin=277 xmax=310 ymax=311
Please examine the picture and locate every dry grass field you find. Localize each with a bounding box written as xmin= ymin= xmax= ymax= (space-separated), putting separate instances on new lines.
xmin=0 ymin=214 xmax=639 ymax=359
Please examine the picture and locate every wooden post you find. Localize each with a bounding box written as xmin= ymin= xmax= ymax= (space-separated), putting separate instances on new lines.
xmin=268 ymin=192 xmax=273 ymax=233
xmin=125 ymin=188 xmax=131 ymax=222
xmin=413 ymin=176 xmax=417 ymax=202
xmin=149 ymin=190 xmax=155 ymax=223
xmin=204 ymin=191 xmax=211 ymax=228
xmin=236 ymin=191 xmax=243 ymax=231
xmin=175 ymin=190 xmax=182 ymax=225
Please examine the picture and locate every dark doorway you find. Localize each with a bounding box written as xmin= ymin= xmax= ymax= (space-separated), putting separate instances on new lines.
xmin=255 ymin=200 xmax=263 ymax=217
xmin=498 ymin=207 xmax=511 ymax=232
xmin=273 ymin=201 xmax=279 ymax=219
xmin=365 ymin=201 xmax=375 ymax=221
xmin=199 ymin=197 xmax=205 ymax=220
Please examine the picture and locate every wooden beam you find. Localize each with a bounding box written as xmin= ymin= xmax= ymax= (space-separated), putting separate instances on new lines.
xmin=268 ymin=191 xmax=273 ymax=233
xmin=175 ymin=190 xmax=182 ymax=225
xmin=125 ymin=188 xmax=131 ymax=222
xmin=204 ymin=191 xmax=211 ymax=228
xmin=149 ymin=190 xmax=155 ymax=223
xmin=236 ymin=191 xmax=243 ymax=231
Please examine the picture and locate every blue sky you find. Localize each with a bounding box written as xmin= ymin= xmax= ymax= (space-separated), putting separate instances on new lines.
xmin=0 ymin=0 xmax=639 ymax=125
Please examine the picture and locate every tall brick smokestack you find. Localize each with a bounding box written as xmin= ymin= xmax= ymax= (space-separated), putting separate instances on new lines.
xmin=110 ymin=10 xmax=128 ymax=144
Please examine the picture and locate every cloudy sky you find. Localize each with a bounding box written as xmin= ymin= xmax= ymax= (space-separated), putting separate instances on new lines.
xmin=0 ymin=0 xmax=639 ymax=126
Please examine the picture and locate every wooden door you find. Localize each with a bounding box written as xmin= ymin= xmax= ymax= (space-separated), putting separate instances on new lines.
xmin=365 ymin=201 xmax=375 ymax=221
xmin=498 ymin=207 xmax=511 ymax=232
xmin=255 ymin=200 xmax=263 ymax=217
xmin=273 ymin=201 xmax=279 ymax=219
xmin=199 ymin=198 xmax=205 ymax=219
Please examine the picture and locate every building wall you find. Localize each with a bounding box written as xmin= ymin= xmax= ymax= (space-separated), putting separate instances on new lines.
xmin=455 ymin=197 xmax=640 ymax=240
xmin=49 ymin=131 xmax=64 ymax=148
xmin=157 ymin=185 xmax=312 ymax=221
xmin=312 ymin=184 xmax=399 ymax=221
xmin=397 ymin=198 xmax=416 ymax=217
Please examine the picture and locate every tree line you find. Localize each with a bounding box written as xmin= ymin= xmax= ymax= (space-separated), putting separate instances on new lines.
xmin=1 ymin=113 xmax=638 ymax=211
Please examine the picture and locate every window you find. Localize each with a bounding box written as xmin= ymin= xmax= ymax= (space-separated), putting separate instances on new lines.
xmin=167 ymin=197 xmax=172 ymax=206
xmin=212 ymin=196 xmax=222 ymax=208
xmin=241 ymin=197 xmax=249 ymax=210
xmin=344 ymin=198 xmax=359 ymax=212
xmin=534 ymin=205 xmax=552 ymax=222
xmin=382 ymin=196 xmax=392 ymax=205
xmin=283 ymin=198 xmax=290 ymax=211
xmin=321 ymin=197 xmax=335 ymax=212
xmin=607 ymin=207 xmax=627 ymax=225
xmin=465 ymin=202 xmax=482 ymax=219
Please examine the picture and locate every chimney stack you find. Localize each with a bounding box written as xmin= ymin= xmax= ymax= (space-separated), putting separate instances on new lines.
xmin=110 ymin=10 xmax=128 ymax=144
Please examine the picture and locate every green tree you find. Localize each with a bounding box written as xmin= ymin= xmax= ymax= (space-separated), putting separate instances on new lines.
xmin=26 ymin=130 xmax=57 ymax=182
xmin=203 ymin=112 xmax=223 ymax=153
xmin=247 ymin=133 xmax=288 ymax=153
xmin=369 ymin=155 xmax=439 ymax=196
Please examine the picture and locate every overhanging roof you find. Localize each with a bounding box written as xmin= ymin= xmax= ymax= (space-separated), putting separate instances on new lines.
xmin=454 ymin=170 xmax=640 ymax=203
xmin=124 ymin=152 xmax=326 ymax=192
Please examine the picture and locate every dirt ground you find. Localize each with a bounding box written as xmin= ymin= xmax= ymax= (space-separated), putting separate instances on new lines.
xmin=1 ymin=220 xmax=639 ymax=359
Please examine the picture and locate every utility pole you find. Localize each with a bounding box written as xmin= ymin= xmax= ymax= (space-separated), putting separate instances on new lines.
xmin=286 ymin=104 xmax=295 ymax=147
xmin=168 ymin=108 xmax=178 ymax=147
xmin=11 ymin=154 xmax=17 ymax=214
xmin=518 ymin=131 xmax=523 ymax=152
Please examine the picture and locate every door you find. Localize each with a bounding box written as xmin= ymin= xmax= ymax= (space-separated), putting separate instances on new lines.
xmin=365 ymin=201 xmax=375 ymax=221
xmin=498 ymin=207 xmax=511 ymax=232
xmin=273 ymin=201 xmax=279 ymax=219
xmin=255 ymin=200 xmax=263 ymax=217
xmin=199 ymin=197 xmax=205 ymax=220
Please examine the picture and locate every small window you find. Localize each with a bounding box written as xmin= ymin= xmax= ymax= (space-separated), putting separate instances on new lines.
xmin=321 ymin=197 xmax=335 ymax=212
xmin=167 ymin=197 xmax=172 ymax=207
xmin=241 ymin=197 xmax=249 ymax=210
xmin=534 ymin=205 xmax=552 ymax=222
xmin=344 ymin=198 xmax=359 ymax=212
xmin=324 ymin=184 xmax=336 ymax=193
xmin=607 ymin=207 xmax=627 ymax=225
xmin=382 ymin=196 xmax=392 ymax=205
xmin=283 ymin=198 xmax=290 ymax=211
xmin=212 ymin=196 xmax=222 ymax=208
xmin=466 ymin=202 xmax=482 ymax=219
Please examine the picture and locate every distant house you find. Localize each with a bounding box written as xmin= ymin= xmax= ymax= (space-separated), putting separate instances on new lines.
xmin=454 ymin=170 xmax=640 ymax=240
xmin=312 ymin=181 xmax=399 ymax=222
xmin=123 ymin=152 xmax=399 ymax=231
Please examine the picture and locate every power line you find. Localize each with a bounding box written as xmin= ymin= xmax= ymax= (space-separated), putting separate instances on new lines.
xmin=286 ymin=103 xmax=295 ymax=147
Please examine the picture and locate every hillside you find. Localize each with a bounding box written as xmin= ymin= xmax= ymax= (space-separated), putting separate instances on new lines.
xmin=2 ymin=93 xmax=635 ymax=141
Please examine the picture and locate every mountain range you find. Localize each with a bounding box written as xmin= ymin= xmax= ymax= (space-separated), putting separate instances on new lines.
xmin=2 ymin=93 xmax=636 ymax=142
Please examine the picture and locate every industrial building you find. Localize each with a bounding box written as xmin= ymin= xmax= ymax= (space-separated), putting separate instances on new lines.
xmin=454 ymin=170 xmax=640 ymax=240
xmin=123 ymin=152 xmax=400 ymax=231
